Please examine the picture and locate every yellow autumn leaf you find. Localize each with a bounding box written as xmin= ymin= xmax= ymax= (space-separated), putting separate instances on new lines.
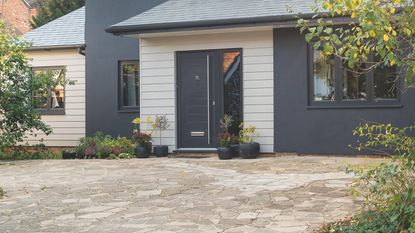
xmin=369 ymin=31 xmax=376 ymax=37
xmin=132 ymin=117 xmax=141 ymax=125
xmin=390 ymin=7 xmax=395 ymax=14
xmin=146 ymin=115 xmax=152 ymax=123
xmin=392 ymin=30 xmax=397 ymax=36
xmin=336 ymin=8 xmax=342 ymax=15
xmin=351 ymin=12 xmax=356 ymax=18
xmin=390 ymin=60 xmax=396 ymax=66
xmin=394 ymin=0 xmax=401 ymax=4
xmin=383 ymin=34 xmax=390 ymax=41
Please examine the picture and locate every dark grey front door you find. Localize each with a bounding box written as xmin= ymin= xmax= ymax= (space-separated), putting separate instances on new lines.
xmin=177 ymin=49 xmax=243 ymax=149
xmin=177 ymin=51 xmax=215 ymax=148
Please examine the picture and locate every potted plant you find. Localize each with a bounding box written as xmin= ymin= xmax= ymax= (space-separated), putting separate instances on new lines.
xmin=217 ymin=133 xmax=236 ymax=160
xmin=239 ymin=123 xmax=260 ymax=159
xmin=152 ymin=115 xmax=170 ymax=157
xmin=132 ymin=131 xmax=152 ymax=158
xmin=62 ymin=148 xmax=77 ymax=159
xmin=219 ymin=115 xmax=240 ymax=157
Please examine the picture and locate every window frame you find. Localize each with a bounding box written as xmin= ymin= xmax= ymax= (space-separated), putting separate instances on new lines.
xmin=32 ymin=66 xmax=66 ymax=115
xmin=307 ymin=45 xmax=402 ymax=109
xmin=118 ymin=60 xmax=140 ymax=113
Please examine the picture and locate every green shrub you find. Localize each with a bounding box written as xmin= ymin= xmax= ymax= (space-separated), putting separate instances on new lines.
xmin=326 ymin=124 xmax=415 ymax=233
xmin=0 ymin=145 xmax=61 ymax=161
xmin=76 ymin=132 xmax=135 ymax=159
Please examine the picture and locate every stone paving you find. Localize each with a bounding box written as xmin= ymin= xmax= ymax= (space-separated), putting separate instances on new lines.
xmin=0 ymin=156 xmax=386 ymax=233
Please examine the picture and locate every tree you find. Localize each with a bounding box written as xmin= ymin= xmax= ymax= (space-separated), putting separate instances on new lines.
xmin=0 ymin=21 xmax=51 ymax=150
xmin=298 ymin=0 xmax=415 ymax=86
xmin=30 ymin=0 xmax=85 ymax=29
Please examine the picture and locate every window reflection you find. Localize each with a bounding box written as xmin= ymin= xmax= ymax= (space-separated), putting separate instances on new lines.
xmin=374 ymin=65 xmax=398 ymax=99
xmin=313 ymin=50 xmax=335 ymax=101
xmin=33 ymin=67 xmax=65 ymax=110
xmin=342 ymin=67 xmax=367 ymax=100
xmin=223 ymin=52 xmax=242 ymax=134
xmin=121 ymin=62 xmax=140 ymax=107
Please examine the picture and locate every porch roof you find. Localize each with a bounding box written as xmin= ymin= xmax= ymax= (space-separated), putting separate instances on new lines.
xmin=106 ymin=0 xmax=319 ymax=35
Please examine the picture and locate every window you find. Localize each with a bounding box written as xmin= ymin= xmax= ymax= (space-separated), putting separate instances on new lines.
xmin=342 ymin=67 xmax=367 ymax=100
xmin=119 ymin=61 xmax=140 ymax=111
xmin=313 ymin=50 xmax=335 ymax=101
xmin=309 ymin=46 xmax=400 ymax=107
xmin=374 ymin=64 xmax=398 ymax=99
xmin=223 ymin=51 xmax=243 ymax=134
xmin=32 ymin=67 xmax=66 ymax=115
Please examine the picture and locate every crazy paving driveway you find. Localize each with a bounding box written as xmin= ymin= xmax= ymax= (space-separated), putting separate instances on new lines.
xmin=0 ymin=156 xmax=385 ymax=233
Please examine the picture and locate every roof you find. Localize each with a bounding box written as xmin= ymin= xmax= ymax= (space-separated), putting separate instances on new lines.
xmin=107 ymin=0 xmax=319 ymax=34
xmin=22 ymin=0 xmax=38 ymax=8
xmin=24 ymin=6 xmax=85 ymax=49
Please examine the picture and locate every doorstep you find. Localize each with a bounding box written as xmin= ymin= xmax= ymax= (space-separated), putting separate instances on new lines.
xmin=172 ymin=148 xmax=217 ymax=159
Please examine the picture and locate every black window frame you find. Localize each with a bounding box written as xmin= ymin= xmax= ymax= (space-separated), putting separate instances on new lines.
xmin=118 ymin=60 xmax=140 ymax=113
xmin=32 ymin=66 xmax=66 ymax=115
xmin=307 ymin=45 xmax=402 ymax=109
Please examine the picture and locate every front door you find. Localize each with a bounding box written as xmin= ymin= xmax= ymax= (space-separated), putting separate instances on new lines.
xmin=177 ymin=49 xmax=243 ymax=149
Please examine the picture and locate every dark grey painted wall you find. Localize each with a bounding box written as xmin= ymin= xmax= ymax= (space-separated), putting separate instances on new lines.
xmin=85 ymin=0 xmax=167 ymax=137
xmin=274 ymin=28 xmax=415 ymax=155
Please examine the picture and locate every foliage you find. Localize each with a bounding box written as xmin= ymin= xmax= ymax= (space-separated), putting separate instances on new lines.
xmin=219 ymin=114 xmax=234 ymax=134
xmin=218 ymin=133 xmax=238 ymax=148
xmin=0 ymin=186 xmax=3 ymax=199
xmin=31 ymin=0 xmax=85 ymax=29
xmin=75 ymin=132 xmax=105 ymax=159
xmin=0 ymin=145 xmax=61 ymax=161
xmin=152 ymin=115 xmax=170 ymax=145
xmin=298 ymin=0 xmax=415 ymax=86
xmin=0 ymin=21 xmax=51 ymax=150
xmin=97 ymin=136 xmax=135 ymax=159
xmin=132 ymin=131 xmax=152 ymax=148
xmin=132 ymin=116 xmax=153 ymax=133
xmin=324 ymin=123 xmax=415 ymax=232
xmin=76 ymin=132 xmax=135 ymax=159
xmin=239 ymin=123 xmax=257 ymax=144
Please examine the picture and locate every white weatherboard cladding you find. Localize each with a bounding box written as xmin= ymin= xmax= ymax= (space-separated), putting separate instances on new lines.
xmin=25 ymin=50 xmax=86 ymax=147
xmin=140 ymin=30 xmax=274 ymax=152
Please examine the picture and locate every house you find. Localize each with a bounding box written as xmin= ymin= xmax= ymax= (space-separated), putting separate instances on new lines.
xmin=26 ymin=0 xmax=413 ymax=154
xmin=24 ymin=6 xmax=85 ymax=147
xmin=0 ymin=0 xmax=38 ymax=34
xmin=93 ymin=0 xmax=414 ymax=155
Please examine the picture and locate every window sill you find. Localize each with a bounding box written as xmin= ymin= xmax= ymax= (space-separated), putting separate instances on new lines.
xmin=37 ymin=109 xmax=65 ymax=115
xmin=118 ymin=108 xmax=140 ymax=114
xmin=307 ymin=104 xmax=403 ymax=110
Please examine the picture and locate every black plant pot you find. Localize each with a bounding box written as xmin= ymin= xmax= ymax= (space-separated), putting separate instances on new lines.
xmin=62 ymin=151 xmax=77 ymax=160
xmin=253 ymin=142 xmax=261 ymax=154
xmin=217 ymin=147 xmax=233 ymax=160
xmin=230 ymin=144 xmax=240 ymax=157
xmin=154 ymin=145 xmax=169 ymax=157
xmin=135 ymin=145 xmax=151 ymax=158
xmin=239 ymin=143 xmax=259 ymax=159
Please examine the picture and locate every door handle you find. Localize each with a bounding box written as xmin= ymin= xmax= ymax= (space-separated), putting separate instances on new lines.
xmin=207 ymin=55 xmax=210 ymax=145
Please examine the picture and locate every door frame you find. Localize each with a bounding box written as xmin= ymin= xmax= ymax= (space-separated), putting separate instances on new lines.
xmin=176 ymin=48 xmax=243 ymax=149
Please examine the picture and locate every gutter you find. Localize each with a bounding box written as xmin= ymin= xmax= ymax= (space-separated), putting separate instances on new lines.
xmin=106 ymin=13 xmax=321 ymax=35
xmin=25 ymin=44 xmax=86 ymax=52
